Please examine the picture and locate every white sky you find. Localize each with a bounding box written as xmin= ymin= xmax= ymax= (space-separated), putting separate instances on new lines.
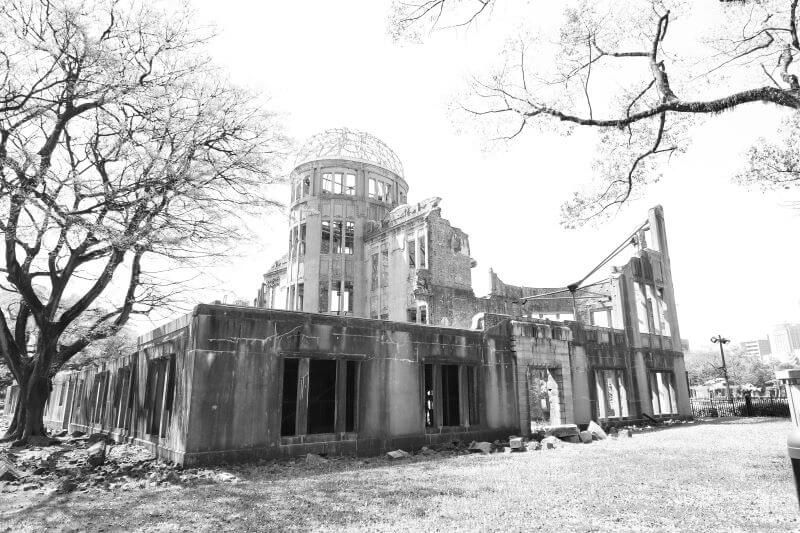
xmin=178 ymin=0 xmax=800 ymax=352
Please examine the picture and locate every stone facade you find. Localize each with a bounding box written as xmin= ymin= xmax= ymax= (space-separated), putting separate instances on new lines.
xmin=3 ymin=129 xmax=693 ymax=464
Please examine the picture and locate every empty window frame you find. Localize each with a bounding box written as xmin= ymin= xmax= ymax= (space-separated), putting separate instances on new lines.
xmin=58 ymin=382 xmax=67 ymax=406
xmin=293 ymin=179 xmax=301 ymax=202
xmin=321 ymin=221 xmax=331 ymax=254
xmin=650 ymin=371 xmax=678 ymax=415
xmin=144 ymin=359 xmax=165 ymax=435
xmin=344 ymin=222 xmax=354 ymax=254
xmin=330 ymin=280 xmax=342 ymax=312
xmin=344 ymin=281 xmax=354 ymax=313
xmin=423 ymin=364 xmax=479 ymax=428
xmin=408 ymin=238 xmax=416 ymax=268
xmin=419 ymin=304 xmax=428 ymax=325
xmin=595 ymin=369 xmax=629 ymax=419
xmin=280 ymin=358 xmax=360 ymax=436
xmin=332 ymin=221 xmax=343 ymax=253
xmin=298 ymin=223 xmax=306 ymax=257
xmin=297 ymin=283 xmax=304 ymax=311
xmin=281 ymin=358 xmax=299 ymax=436
xmin=368 ymin=178 xmax=389 ymax=202
xmin=424 ymin=364 xmax=435 ymax=428
xmin=345 ymin=360 xmax=358 ymax=432
xmin=307 ymin=359 xmax=337 ymax=434
xmin=418 ymin=233 xmax=427 ymax=268
xmin=441 ymin=364 xmax=460 ymax=426
xmin=467 ymin=366 xmax=480 ymax=426
xmin=90 ymin=371 xmax=110 ymax=424
xmin=322 ymin=173 xmax=333 ymax=193
xmin=302 ymin=175 xmax=311 ymax=196
xmin=344 ymin=173 xmax=356 ymax=196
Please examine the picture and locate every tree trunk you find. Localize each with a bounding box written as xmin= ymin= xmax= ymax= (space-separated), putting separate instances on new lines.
xmin=3 ymin=374 xmax=53 ymax=446
xmin=21 ymin=374 xmax=52 ymax=444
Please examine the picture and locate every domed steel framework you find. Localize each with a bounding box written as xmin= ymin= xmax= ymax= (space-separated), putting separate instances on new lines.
xmin=294 ymin=128 xmax=404 ymax=177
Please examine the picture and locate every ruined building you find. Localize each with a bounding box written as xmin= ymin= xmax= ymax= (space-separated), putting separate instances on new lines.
xmin=4 ymin=129 xmax=691 ymax=464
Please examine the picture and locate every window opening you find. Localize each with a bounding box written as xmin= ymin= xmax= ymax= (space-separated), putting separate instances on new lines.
xmin=161 ymin=355 xmax=176 ymax=438
xmin=145 ymin=359 xmax=166 ymax=435
xmin=345 ymin=360 xmax=358 ymax=432
xmin=321 ymin=221 xmax=330 ymax=254
xmin=297 ymin=283 xmax=304 ymax=311
xmin=419 ymin=233 xmax=427 ymax=268
xmin=307 ymin=359 xmax=337 ymax=434
xmin=302 ymin=175 xmax=310 ymax=196
xmin=281 ymin=359 xmax=299 ymax=436
xmin=322 ymin=173 xmax=333 ymax=193
xmin=408 ymin=238 xmax=416 ymax=268
xmin=441 ymin=364 xmax=461 ymax=426
xmin=344 ymin=173 xmax=356 ymax=195
xmin=58 ymin=382 xmax=67 ymax=406
xmin=331 ymin=280 xmax=342 ymax=312
xmin=424 ymin=364 xmax=435 ymax=427
xmin=344 ymin=281 xmax=354 ymax=313
xmin=298 ymin=223 xmax=306 ymax=257
xmin=650 ymin=371 xmax=677 ymax=415
xmin=419 ymin=304 xmax=428 ymax=325
xmin=467 ymin=366 xmax=479 ymax=426
xmin=344 ymin=221 xmax=354 ymax=254
xmin=595 ymin=369 xmax=628 ymax=419
xmin=407 ymin=308 xmax=417 ymax=323
xmin=332 ymin=220 xmax=343 ymax=254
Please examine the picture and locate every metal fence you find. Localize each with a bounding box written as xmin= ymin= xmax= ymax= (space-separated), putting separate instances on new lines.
xmin=690 ymin=397 xmax=790 ymax=418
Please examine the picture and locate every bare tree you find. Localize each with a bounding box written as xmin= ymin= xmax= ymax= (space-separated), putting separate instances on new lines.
xmin=392 ymin=0 xmax=800 ymax=225
xmin=0 ymin=0 xmax=286 ymax=444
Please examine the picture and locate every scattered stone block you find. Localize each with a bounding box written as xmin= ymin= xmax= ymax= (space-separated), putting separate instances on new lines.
xmin=579 ymin=431 xmax=593 ymax=444
xmin=541 ymin=436 xmax=559 ymax=449
xmin=526 ymin=441 xmax=542 ymax=451
xmin=419 ymin=446 xmax=436 ymax=456
xmin=87 ymin=442 xmax=106 ymax=467
xmin=468 ymin=441 xmax=492 ymax=454
xmin=386 ymin=450 xmax=410 ymax=459
xmin=305 ymin=453 xmax=327 ymax=464
xmin=503 ymin=447 xmax=512 ymax=454
xmin=624 ymin=429 xmax=633 ymax=438
xmin=544 ymin=424 xmax=579 ymax=439
xmin=587 ymin=421 xmax=607 ymax=440
xmin=509 ymin=437 xmax=524 ymax=450
xmin=0 ymin=459 xmax=24 ymax=482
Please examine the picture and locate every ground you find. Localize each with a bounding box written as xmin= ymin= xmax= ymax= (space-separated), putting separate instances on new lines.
xmin=0 ymin=418 xmax=797 ymax=532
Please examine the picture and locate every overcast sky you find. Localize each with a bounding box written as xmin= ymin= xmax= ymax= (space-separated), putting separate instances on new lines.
xmin=181 ymin=0 xmax=800 ymax=351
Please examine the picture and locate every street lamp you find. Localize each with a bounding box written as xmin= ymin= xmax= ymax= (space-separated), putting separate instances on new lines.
xmin=711 ymin=335 xmax=733 ymax=402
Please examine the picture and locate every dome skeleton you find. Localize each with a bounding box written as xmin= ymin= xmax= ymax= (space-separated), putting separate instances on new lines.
xmin=294 ymin=128 xmax=404 ymax=177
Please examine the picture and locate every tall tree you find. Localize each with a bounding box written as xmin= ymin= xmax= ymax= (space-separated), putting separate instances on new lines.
xmin=391 ymin=0 xmax=800 ymax=225
xmin=0 ymin=0 xmax=286 ymax=444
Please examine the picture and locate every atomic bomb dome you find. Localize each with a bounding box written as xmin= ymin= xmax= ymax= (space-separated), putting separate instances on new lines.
xmin=294 ymin=128 xmax=404 ymax=177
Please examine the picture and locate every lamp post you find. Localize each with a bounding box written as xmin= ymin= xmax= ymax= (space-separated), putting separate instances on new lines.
xmin=711 ymin=335 xmax=733 ymax=402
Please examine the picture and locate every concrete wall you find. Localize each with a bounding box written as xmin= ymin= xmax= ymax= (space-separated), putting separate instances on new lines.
xmin=170 ymin=305 xmax=519 ymax=464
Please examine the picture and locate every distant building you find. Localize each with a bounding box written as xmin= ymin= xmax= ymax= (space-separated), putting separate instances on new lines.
xmin=770 ymin=323 xmax=800 ymax=362
xmin=681 ymin=338 xmax=690 ymax=352
xmin=740 ymin=339 xmax=771 ymax=359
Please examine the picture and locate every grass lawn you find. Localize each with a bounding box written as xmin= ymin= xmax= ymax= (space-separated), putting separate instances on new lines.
xmin=0 ymin=417 xmax=798 ymax=532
